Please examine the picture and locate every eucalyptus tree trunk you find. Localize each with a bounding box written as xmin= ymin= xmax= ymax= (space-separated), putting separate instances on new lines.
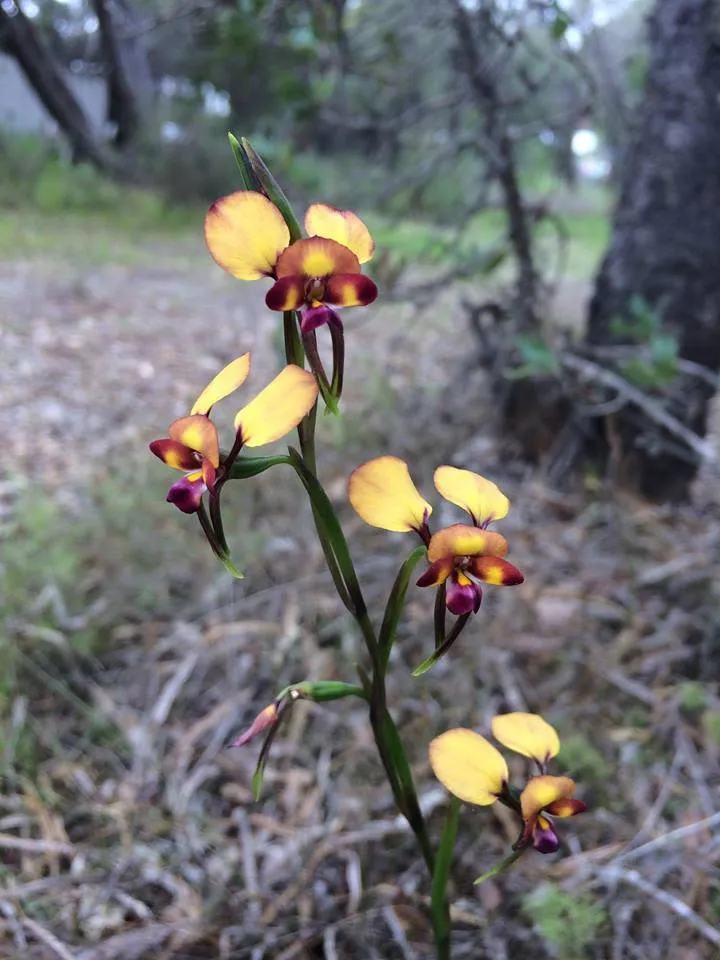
xmin=585 ymin=0 xmax=720 ymax=500
xmin=0 ymin=1 xmax=111 ymax=169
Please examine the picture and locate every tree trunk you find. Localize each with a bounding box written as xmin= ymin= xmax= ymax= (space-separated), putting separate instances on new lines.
xmin=92 ymin=0 xmax=151 ymax=147
xmin=0 ymin=1 xmax=112 ymax=169
xmin=585 ymin=0 xmax=720 ymax=500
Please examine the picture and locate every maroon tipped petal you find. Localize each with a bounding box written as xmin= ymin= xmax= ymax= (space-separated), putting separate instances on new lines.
xmin=532 ymin=821 xmax=560 ymax=854
xmin=446 ymin=576 xmax=482 ymax=615
xmin=166 ymin=475 xmax=206 ymax=514
xmin=300 ymin=304 xmax=342 ymax=334
xmin=228 ymin=703 xmax=279 ymax=747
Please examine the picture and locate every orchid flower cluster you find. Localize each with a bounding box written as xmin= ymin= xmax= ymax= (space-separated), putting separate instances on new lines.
xmin=149 ymin=136 xmax=587 ymax=959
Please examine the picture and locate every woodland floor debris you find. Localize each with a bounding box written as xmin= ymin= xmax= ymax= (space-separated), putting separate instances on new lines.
xmin=1 ymin=252 xmax=719 ymax=959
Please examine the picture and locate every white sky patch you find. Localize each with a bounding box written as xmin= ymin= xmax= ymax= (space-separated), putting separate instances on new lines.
xmin=572 ymin=128 xmax=599 ymax=156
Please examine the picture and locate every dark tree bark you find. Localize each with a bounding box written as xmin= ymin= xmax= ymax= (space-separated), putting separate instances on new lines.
xmin=92 ymin=0 xmax=139 ymax=146
xmin=0 ymin=1 xmax=116 ymax=169
xmin=92 ymin=0 xmax=151 ymax=147
xmin=585 ymin=0 xmax=720 ymax=500
xmin=449 ymin=0 xmax=539 ymax=332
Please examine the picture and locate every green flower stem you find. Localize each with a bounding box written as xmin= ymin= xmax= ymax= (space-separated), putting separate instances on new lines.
xmin=329 ymin=321 xmax=345 ymax=402
xmin=299 ymin=401 xmax=319 ymax=477
xmin=434 ymin=584 xmax=447 ymax=649
xmin=473 ymin=848 xmax=526 ymax=886
xmin=413 ymin=613 xmax=471 ymax=678
xmin=283 ymin=310 xmax=305 ymax=368
xmin=267 ymin=205 xmax=447 ymax=955
xmin=196 ymin=502 xmax=244 ymax=578
xmin=208 ymin=489 xmax=228 ymax=554
xmin=379 ymin=547 xmax=427 ymax=673
xmin=302 ymin=330 xmax=339 ymax=415
xmin=288 ymin=448 xmax=438 ymax=888
xmin=431 ymin=797 xmax=460 ymax=959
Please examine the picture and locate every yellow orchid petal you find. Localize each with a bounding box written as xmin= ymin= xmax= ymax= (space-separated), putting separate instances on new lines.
xmin=304 ymin=203 xmax=375 ymax=263
xmin=426 ymin=524 xmax=508 ymax=562
xmin=205 ymin=191 xmax=289 ymax=280
xmin=491 ymin=713 xmax=560 ymax=764
xmin=275 ymin=236 xmax=359 ymax=279
xmin=433 ymin=466 xmax=510 ymax=525
xmin=234 ymin=365 xmax=318 ymax=447
xmin=429 ymin=729 xmax=509 ymax=806
xmin=168 ymin=415 xmax=220 ymax=467
xmin=191 ymin=354 xmax=251 ymax=416
xmin=347 ymin=456 xmax=432 ymax=533
xmin=520 ymin=775 xmax=577 ymax=820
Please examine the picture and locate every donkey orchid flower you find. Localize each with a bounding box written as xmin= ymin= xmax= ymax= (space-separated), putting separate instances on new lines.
xmin=348 ymin=457 xmax=523 ymax=614
xmin=150 ymin=355 xmax=318 ymax=513
xmin=149 ymin=354 xmax=251 ymax=513
xmin=429 ymin=714 xmax=587 ymax=856
xmin=204 ymin=192 xmax=377 ymax=332
xmin=518 ymin=775 xmax=587 ymax=854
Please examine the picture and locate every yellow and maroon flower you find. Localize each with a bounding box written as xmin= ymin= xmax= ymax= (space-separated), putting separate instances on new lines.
xmin=150 ymin=354 xmax=318 ymax=513
xmin=518 ymin=775 xmax=586 ymax=854
xmin=419 ymin=523 xmax=523 ymax=615
xmin=149 ymin=354 xmax=251 ymax=514
xmin=150 ymin=414 xmax=221 ymax=514
xmin=429 ymin=713 xmax=587 ymax=856
xmin=204 ymin=193 xmax=377 ymax=331
xmin=348 ymin=457 xmax=523 ymax=615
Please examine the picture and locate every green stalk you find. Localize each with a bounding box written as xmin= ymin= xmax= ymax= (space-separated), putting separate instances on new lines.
xmin=431 ymin=797 xmax=459 ymax=960
xmin=283 ymin=309 xmax=305 ymax=367
xmin=378 ymin=546 xmax=427 ymax=672
xmin=267 ymin=229 xmax=445 ymax=953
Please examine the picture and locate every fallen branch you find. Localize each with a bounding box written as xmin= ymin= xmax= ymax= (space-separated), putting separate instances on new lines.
xmin=559 ymin=352 xmax=716 ymax=463
xmin=596 ymin=865 xmax=720 ymax=948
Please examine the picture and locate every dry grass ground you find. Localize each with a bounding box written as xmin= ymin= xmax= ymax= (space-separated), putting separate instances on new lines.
xmin=1 ymin=222 xmax=719 ymax=960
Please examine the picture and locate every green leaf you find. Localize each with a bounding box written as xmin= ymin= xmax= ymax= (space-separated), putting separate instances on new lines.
xmin=228 ymin=132 xmax=262 ymax=191
xmin=650 ymin=333 xmax=679 ymax=382
xmin=434 ymin=583 xmax=447 ymax=650
xmin=218 ymin=552 xmax=244 ymax=579
xmin=518 ymin=336 xmax=560 ymax=374
xmin=430 ymin=797 xmax=460 ymax=951
xmin=473 ymin=847 xmax=527 ymax=885
xmin=478 ymin=246 xmax=508 ymax=275
xmin=378 ymin=547 xmax=426 ymax=671
xmin=251 ymin=763 xmax=266 ymax=801
xmin=227 ymin=454 xmax=291 ymax=479
xmin=241 ymin=137 xmax=303 ymax=242
xmin=413 ymin=613 xmax=471 ymax=677
xmin=506 ymin=336 xmax=559 ymax=379
xmin=293 ymin=680 xmax=368 ymax=702
xmin=378 ymin=708 xmax=418 ymax=802
xmin=288 ymin=448 xmax=361 ymax=610
xmin=551 ymin=11 xmax=571 ymax=39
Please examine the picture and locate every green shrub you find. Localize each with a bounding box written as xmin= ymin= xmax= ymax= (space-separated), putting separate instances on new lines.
xmin=523 ymin=882 xmax=607 ymax=959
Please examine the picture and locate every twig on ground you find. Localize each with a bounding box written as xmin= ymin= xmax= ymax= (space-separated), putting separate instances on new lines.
xmin=560 ymin=353 xmax=716 ymax=463
xmin=616 ymin=811 xmax=720 ymax=865
xmin=383 ymin=906 xmax=418 ymax=960
xmin=676 ymin=726 xmax=716 ymax=818
xmin=22 ymin=916 xmax=77 ymax=960
xmin=596 ymin=866 xmax=720 ymax=948
xmin=0 ymin=834 xmax=74 ymax=856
